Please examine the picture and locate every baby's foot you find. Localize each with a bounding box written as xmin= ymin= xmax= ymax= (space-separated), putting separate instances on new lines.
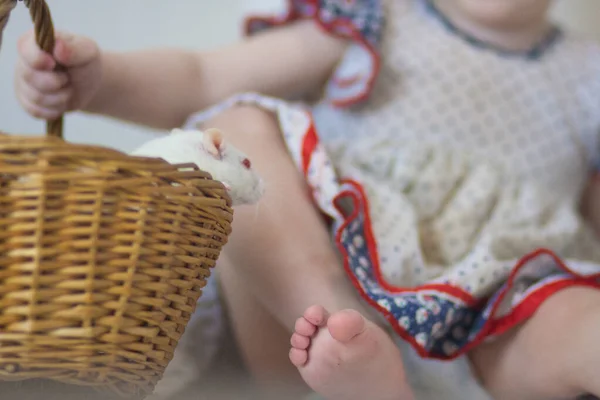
xmin=290 ymin=305 xmax=414 ymax=400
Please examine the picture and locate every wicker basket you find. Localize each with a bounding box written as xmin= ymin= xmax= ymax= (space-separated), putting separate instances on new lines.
xmin=0 ymin=0 xmax=234 ymax=397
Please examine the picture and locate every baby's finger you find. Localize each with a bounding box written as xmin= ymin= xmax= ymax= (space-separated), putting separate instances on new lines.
xmin=19 ymin=81 xmax=71 ymax=109
xmin=15 ymin=80 xmax=66 ymax=120
xmin=16 ymin=91 xmax=63 ymax=120
xmin=17 ymin=30 xmax=56 ymax=70
xmin=17 ymin=60 xmax=69 ymax=93
xmin=53 ymin=32 xmax=99 ymax=67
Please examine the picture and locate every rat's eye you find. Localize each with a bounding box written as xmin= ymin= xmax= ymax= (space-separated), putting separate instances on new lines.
xmin=241 ymin=158 xmax=252 ymax=169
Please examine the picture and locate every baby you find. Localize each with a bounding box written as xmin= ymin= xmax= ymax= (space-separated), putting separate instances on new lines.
xmin=13 ymin=0 xmax=600 ymax=399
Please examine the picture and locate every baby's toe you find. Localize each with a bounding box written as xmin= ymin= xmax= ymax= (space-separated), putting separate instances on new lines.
xmin=328 ymin=309 xmax=367 ymax=343
xmin=295 ymin=316 xmax=317 ymax=337
xmin=303 ymin=305 xmax=329 ymax=327
xmin=291 ymin=333 xmax=310 ymax=350
xmin=289 ymin=348 xmax=308 ymax=367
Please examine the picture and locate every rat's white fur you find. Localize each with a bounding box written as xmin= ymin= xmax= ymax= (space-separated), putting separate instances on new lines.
xmin=131 ymin=128 xmax=264 ymax=206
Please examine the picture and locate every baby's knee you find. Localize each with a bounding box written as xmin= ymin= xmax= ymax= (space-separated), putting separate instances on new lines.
xmin=201 ymin=105 xmax=283 ymax=146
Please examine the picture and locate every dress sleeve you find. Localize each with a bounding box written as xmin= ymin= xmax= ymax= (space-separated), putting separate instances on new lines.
xmin=244 ymin=0 xmax=384 ymax=107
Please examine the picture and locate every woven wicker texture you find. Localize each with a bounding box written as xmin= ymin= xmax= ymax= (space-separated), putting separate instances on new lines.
xmin=0 ymin=1 xmax=234 ymax=398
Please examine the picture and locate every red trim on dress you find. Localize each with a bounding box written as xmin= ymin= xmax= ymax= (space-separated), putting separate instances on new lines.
xmin=301 ymin=121 xmax=319 ymax=176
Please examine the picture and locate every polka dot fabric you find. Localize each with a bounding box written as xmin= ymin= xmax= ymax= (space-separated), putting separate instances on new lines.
xmin=186 ymin=0 xmax=600 ymax=396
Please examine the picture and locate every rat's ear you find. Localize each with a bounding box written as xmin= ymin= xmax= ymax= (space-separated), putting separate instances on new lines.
xmin=202 ymin=128 xmax=226 ymax=159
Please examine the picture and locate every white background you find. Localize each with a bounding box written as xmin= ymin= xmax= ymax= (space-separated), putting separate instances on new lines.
xmin=0 ymin=0 xmax=598 ymax=153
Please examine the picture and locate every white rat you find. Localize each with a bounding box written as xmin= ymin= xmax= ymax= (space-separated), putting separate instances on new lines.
xmin=131 ymin=128 xmax=264 ymax=206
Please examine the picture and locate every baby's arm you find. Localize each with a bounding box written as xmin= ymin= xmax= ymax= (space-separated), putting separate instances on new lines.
xmin=85 ymin=21 xmax=347 ymax=129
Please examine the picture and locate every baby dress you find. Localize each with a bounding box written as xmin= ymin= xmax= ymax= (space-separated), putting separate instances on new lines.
xmin=185 ymin=0 xmax=600 ymax=397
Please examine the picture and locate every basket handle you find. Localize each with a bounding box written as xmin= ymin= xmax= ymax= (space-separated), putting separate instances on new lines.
xmin=0 ymin=0 xmax=63 ymax=139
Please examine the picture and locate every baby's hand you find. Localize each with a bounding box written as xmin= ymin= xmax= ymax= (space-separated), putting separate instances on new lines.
xmin=14 ymin=30 xmax=101 ymax=119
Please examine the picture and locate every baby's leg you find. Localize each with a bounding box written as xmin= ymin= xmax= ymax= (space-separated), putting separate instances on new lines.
xmin=202 ymin=106 xmax=383 ymax=394
xmin=218 ymin=254 xmax=310 ymax=399
xmin=203 ymin=105 xmax=371 ymax=328
xmin=470 ymin=286 xmax=600 ymax=399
